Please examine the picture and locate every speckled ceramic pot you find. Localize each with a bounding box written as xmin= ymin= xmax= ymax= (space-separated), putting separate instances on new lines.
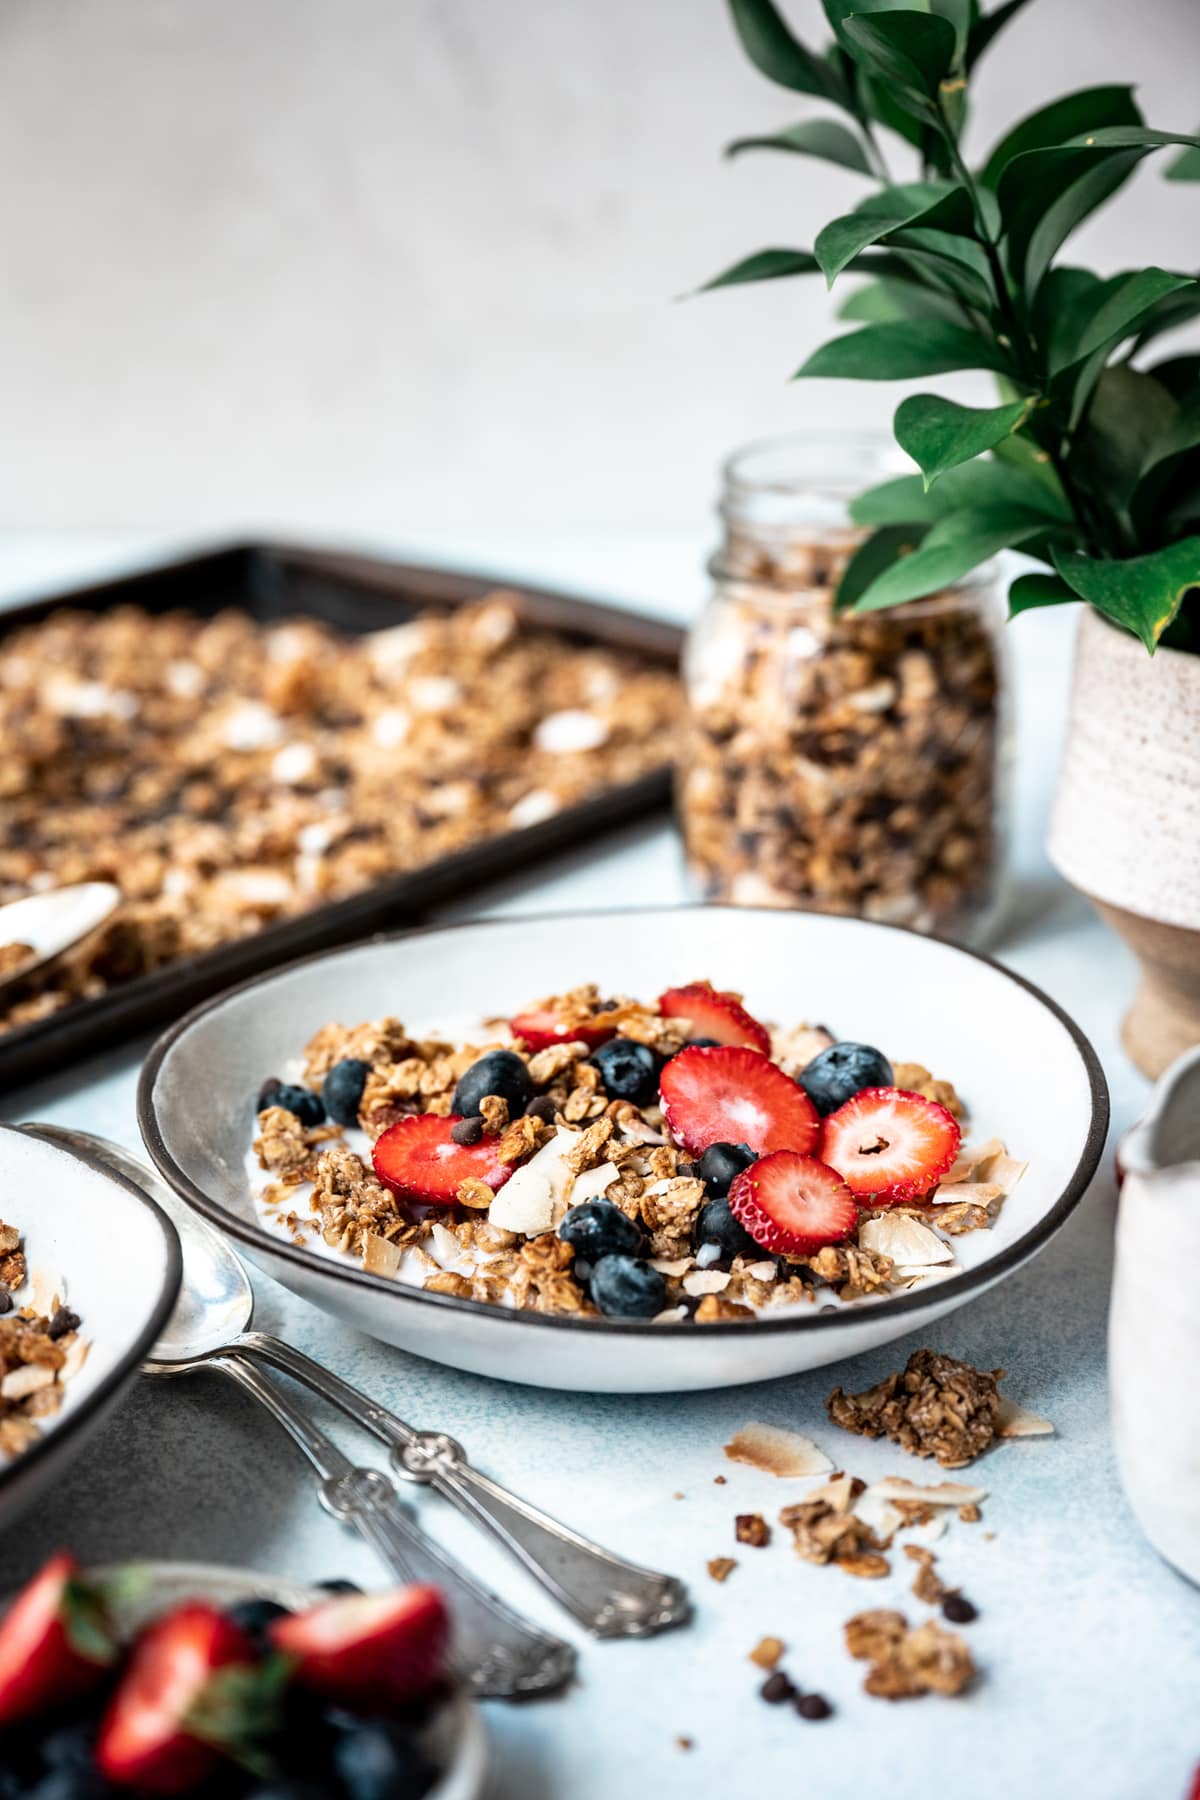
xmin=1048 ymin=607 xmax=1200 ymax=1078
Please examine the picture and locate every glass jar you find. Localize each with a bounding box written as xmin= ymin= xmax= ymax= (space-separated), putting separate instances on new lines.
xmin=678 ymin=435 xmax=1010 ymax=944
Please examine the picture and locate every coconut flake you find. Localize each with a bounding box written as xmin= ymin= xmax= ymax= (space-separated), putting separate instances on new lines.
xmin=745 ymin=1259 xmax=778 ymax=1282
xmin=363 ymin=1232 xmax=403 ymax=1278
xmin=723 ymin=1423 xmax=834 ymax=1479
xmin=650 ymin=1257 xmax=693 ymax=1278
xmin=222 ymin=701 xmax=285 ymax=751
xmin=806 ymin=1473 xmax=860 ymax=1515
xmin=996 ymin=1397 xmax=1054 ymax=1438
xmin=1 ymin=1364 xmax=55 ymax=1401
xmin=942 ymin=1137 xmax=1004 ymax=1184
xmin=429 ymin=1222 xmax=469 ymax=1270
xmin=534 ymin=709 xmax=609 ymax=754
xmin=870 ymin=1476 xmax=987 ymax=1507
xmin=271 ymin=742 xmax=318 ymax=785
xmin=653 ymin=1306 xmax=688 ymax=1324
xmin=409 ymin=675 xmax=461 ymax=714
xmin=371 ymin=707 xmax=412 ymax=748
xmin=683 ymin=1269 xmax=731 ymax=1297
xmin=59 ymin=1336 xmax=91 ymax=1384
xmin=979 ymin=1149 xmax=1028 ymax=1193
xmin=507 ymin=789 xmax=561 ymax=830
xmin=859 ymin=1214 xmax=954 ymax=1267
xmin=931 ymin=1182 xmax=1003 ymax=1206
xmin=854 ymin=1491 xmax=905 ymax=1539
xmin=572 ymin=1161 xmax=620 ymax=1202
xmin=487 ymin=1168 xmax=554 ymax=1237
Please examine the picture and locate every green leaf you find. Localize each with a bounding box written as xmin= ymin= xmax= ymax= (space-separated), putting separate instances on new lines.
xmin=834 ymin=522 xmax=929 ymax=612
xmin=725 ymin=118 xmax=874 ymax=173
xmin=851 ymin=512 xmax=1047 ymax=611
xmin=1052 ymin=539 xmax=1200 ymax=650
xmin=823 ymin=0 xmax=930 ymax=55
xmin=842 ymin=11 xmax=957 ymax=112
xmin=981 ymin=86 xmax=1140 ymax=187
xmin=889 ymin=227 xmax=994 ymax=307
xmin=726 ymin=0 xmax=847 ymax=102
xmin=697 ymin=248 xmax=820 ymax=291
xmin=1070 ymin=364 xmax=1179 ymax=514
xmin=851 ymin=457 xmax=1070 ymax=525
xmin=1131 ymin=394 xmax=1200 ymax=543
xmin=1166 ymin=140 xmax=1200 ymax=182
xmin=998 ymin=143 xmax=1145 ymax=294
xmin=1008 ymin=571 xmax=1078 ymax=617
xmin=894 ymin=393 xmax=1035 ymax=487
xmin=1065 ymin=125 xmax=1200 ymax=157
xmin=1049 ymin=269 xmax=1200 ymax=426
xmin=1148 ymin=355 xmax=1200 ymax=401
xmin=966 ymin=0 xmax=1037 ymax=70
xmin=838 ymin=276 xmax=964 ymax=323
xmin=1128 ymin=283 xmax=1200 ymax=353
xmin=1030 ymin=265 xmax=1104 ymax=372
xmin=814 ymin=181 xmax=971 ymax=284
xmin=795 ymin=319 xmax=1012 ymax=380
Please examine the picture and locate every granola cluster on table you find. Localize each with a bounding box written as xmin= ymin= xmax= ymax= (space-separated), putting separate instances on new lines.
xmin=0 ymin=594 xmax=681 ymax=1036
xmin=249 ymin=978 xmax=1025 ymax=1321
xmin=0 ymin=1220 xmax=88 ymax=1458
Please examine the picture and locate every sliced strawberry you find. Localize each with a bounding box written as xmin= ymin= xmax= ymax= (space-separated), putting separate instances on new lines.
xmin=819 ymin=1086 xmax=961 ymax=1202
xmin=509 ymin=1009 xmax=615 ymax=1052
xmin=658 ymin=981 xmax=771 ymax=1054
xmin=96 ymin=1604 xmax=262 ymax=1795
xmin=728 ymin=1152 xmax=859 ymax=1255
xmin=270 ymin=1584 xmax=449 ymax=1709
xmin=1187 ymin=1763 xmax=1200 ymax=1800
xmin=0 ymin=1551 xmax=117 ymax=1726
xmin=372 ymin=1113 xmax=515 ymax=1205
xmin=658 ymin=1046 xmax=819 ymax=1157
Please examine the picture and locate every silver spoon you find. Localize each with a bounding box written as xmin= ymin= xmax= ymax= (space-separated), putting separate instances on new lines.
xmin=21 ymin=1123 xmax=576 ymax=1700
xmin=0 ymin=884 xmax=120 ymax=993
xmin=33 ymin=1125 xmax=690 ymax=1640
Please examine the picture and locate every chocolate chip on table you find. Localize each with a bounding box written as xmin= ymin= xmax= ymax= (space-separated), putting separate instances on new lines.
xmin=47 ymin=1306 xmax=81 ymax=1340
xmin=794 ymin=1693 xmax=833 ymax=1721
xmin=525 ymin=1095 xmax=559 ymax=1123
xmin=449 ymin=1116 xmax=484 ymax=1146
xmin=942 ymin=1594 xmax=978 ymax=1624
xmin=760 ymin=1672 xmax=795 ymax=1704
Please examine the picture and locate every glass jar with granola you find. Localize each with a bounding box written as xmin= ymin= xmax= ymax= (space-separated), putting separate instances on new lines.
xmin=678 ymin=436 xmax=1010 ymax=943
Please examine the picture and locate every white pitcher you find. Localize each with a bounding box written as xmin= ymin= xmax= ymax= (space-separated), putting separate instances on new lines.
xmin=1109 ymin=1044 xmax=1200 ymax=1584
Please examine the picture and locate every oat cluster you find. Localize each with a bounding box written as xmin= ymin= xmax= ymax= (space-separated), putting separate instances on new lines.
xmin=0 ymin=595 xmax=680 ymax=1036
xmin=826 ymin=1349 xmax=1005 ymax=1469
xmin=0 ymin=1222 xmax=88 ymax=1459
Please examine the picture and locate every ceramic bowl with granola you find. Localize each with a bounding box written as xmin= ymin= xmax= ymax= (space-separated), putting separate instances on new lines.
xmin=139 ymin=906 xmax=1107 ymax=1393
xmin=0 ymin=1128 xmax=181 ymax=1531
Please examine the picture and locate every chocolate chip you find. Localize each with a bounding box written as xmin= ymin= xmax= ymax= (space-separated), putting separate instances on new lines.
xmin=525 ymin=1095 xmax=558 ymax=1123
xmin=794 ymin=1693 xmax=832 ymax=1721
xmin=0 ymin=1289 xmax=11 ymax=1316
xmin=760 ymin=1672 xmax=794 ymax=1704
xmin=449 ymin=1116 xmax=484 ymax=1146
xmin=942 ymin=1594 xmax=978 ymax=1624
xmin=47 ymin=1306 xmax=81 ymax=1340
xmin=676 ymin=1159 xmax=700 ymax=1179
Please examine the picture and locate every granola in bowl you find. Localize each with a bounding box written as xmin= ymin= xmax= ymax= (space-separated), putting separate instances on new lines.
xmin=0 ymin=593 xmax=680 ymax=1037
xmin=0 ymin=1219 xmax=88 ymax=1460
xmin=246 ymin=979 xmax=1026 ymax=1323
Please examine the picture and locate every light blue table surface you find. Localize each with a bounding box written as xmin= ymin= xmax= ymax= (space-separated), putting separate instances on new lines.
xmin=0 ymin=531 xmax=1194 ymax=1800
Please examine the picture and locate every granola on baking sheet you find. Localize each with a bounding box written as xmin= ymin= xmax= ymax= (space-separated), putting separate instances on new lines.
xmin=0 ymin=595 xmax=681 ymax=1036
xmin=0 ymin=1220 xmax=88 ymax=1459
xmin=246 ymin=977 xmax=1025 ymax=1321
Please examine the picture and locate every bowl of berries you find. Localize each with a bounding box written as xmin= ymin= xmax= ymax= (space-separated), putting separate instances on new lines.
xmin=0 ymin=1553 xmax=486 ymax=1799
xmin=139 ymin=905 xmax=1108 ymax=1392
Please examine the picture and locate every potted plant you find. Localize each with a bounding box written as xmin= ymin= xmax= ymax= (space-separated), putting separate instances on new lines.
xmin=704 ymin=0 xmax=1200 ymax=1074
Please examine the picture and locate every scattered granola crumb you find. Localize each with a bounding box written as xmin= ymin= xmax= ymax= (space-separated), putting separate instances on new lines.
xmin=724 ymin=1422 xmax=834 ymax=1479
xmin=735 ymin=1512 xmax=771 ymax=1548
xmin=779 ymin=1495 xmax=887 ymax=1574
xmin=826 ymin=1349 xmax=1004 ymax=1467
xmin=904 ymin=1544 xmax=951 ymax=1605
xmin=673 ymin=1491 xmax=685 ymax=1501
xmin=675 ymin=1737 xmax=694 ymax=1753
xmin=713 ymin=1474 xmax=727 ymax=1485
xmin=845 ymin=1609 xmax=976 ymax=1700
xmin=748 ymin=1636 xmax=786 ymax=1670
xmin=707 ymin=1557 xmax=737 ymax=1584
xmin=958 ymin=1502 xmax=982 ymax=1524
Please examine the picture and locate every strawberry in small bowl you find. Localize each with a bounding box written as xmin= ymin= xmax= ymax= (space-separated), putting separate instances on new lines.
xmin=0 ymin=1555 xmax=485 ymax=1800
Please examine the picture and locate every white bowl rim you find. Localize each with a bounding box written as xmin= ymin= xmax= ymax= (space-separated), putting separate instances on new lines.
xmin=137 ymin=904 xmax=1110 ymax=1340
xmin=0 ymin=1124 xmax=183 ymax=1497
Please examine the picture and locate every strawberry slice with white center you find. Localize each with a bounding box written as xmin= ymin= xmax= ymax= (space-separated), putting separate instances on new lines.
xmin=0 ymin=1551 xmax=117 ymax=1726
xmin=657 ymin=981 xmax=771 ymax=1054
xmin=728 ymin=1152 xmax=859 ymax=1255
xmin=819 ymin=1086 xmax=961 ymax=1202
xmin=509 ymin=1009 xmax=615 ymax=1053
xmin=372 ymin=1113 xmax=515 ymax=1204
xmin=658 ymin=1045 xmax=819 ymax=1156
xmin=270 ymin=1584 xmax=449 ymax=1709
xmin=96 ymin=1604 xmax=262 ymax=1794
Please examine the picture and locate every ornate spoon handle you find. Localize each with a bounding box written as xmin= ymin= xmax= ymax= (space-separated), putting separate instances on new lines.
xmin=239 ymin=1332 xmax=691 ymax=1639
xmin=216 ymin=1354 xmax=576 ymax=1697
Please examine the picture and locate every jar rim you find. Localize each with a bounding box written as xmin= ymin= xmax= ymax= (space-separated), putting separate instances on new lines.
xmin=721 ymin=431 xmax=906 ymax=504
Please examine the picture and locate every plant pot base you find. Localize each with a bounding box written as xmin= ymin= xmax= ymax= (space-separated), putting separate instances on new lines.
xmin=1093 ymin=899 xmax=1200 ymax=1079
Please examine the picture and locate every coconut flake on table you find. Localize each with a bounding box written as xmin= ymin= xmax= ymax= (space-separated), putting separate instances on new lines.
xmin=723 ymin=1423 xmax=834 ymax=1479
xmin=870 ymin=1476 xmax=988 ymax=1507
xmin=996 ymin=1396 xmax=1055 ymax=1438
xmin=534 ymin=709 xmax=609 ymax=754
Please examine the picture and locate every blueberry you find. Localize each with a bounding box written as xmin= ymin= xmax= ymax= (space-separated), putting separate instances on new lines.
xmin=227 ymin=1596 xmax=291 ymax=1644
xmin=333 ymin=1722 xmax=436 ymax=1800
xmin=695 ymin=1197 xmax=759 ymax=1259
xmin=323 ymin=1058 xmax=371 ymax=1127
xmin=590 ymin=1254 xmax=667 ymax=1319
xmin=451 ymin=1050 xmax=533 ymax=1120
xmin=589 ymin=1037 xmax=659 ymax=1106
xmin=798 ymin=1042 xmax=893 ymax=1116
xmin=25 ymin=1772 xmax=114 ymax=1800
xmin=698 ymin=1141 xmax=756 ymax=1198
xmin=558 ymin=1200 xmax=644 ymax=1263
xmin=41 ymin=1718 xmax=99 ymax=1770
xmin=272 ymin=1083 xmax=326 ymax=1126
xmin=257 ymin=1076 xmax=283 ymax=1112
xmin=316 ymin=1578 xmax=363 ymax=1596
xmin=687 ymin=1037 xmax=722 ymax=1049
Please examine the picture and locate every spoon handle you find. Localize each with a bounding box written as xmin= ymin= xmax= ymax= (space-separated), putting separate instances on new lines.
xmin=239 ymin=1332 xmax=691 ymax=1639
xmin=216 ymin=1354 xmax=575 ymax=1697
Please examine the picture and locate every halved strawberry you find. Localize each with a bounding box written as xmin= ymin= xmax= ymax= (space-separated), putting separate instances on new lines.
xmin=270 ymin=1584 xmax=449 ymax=1710
xmin=658 ymin=1046 xmax=819 ymax=1157
xmin=0 ymin=1551 xmax=118 ymax=1726
xmin=96 ymin=1604 xmax=264 ymax=1795
xmin=658 ymin=981 xmax=771 ymax=1054
xmin=728 ymin=1152 xmax=859 ymax=1255
xmin=372 ymin=1113 xmax=515 ymax=1204
xmin=1187 ymin=1762 xmax=1200 ymax=1800
xmin=509 ymin=1009 xmax=615 ymax=1052
xmin=819 ymin=1086 xmax=961 ymax=1202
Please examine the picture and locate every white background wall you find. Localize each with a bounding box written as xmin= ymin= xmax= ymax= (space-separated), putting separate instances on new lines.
xmin=0 ymin=0 xmax=1196 ymax=539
